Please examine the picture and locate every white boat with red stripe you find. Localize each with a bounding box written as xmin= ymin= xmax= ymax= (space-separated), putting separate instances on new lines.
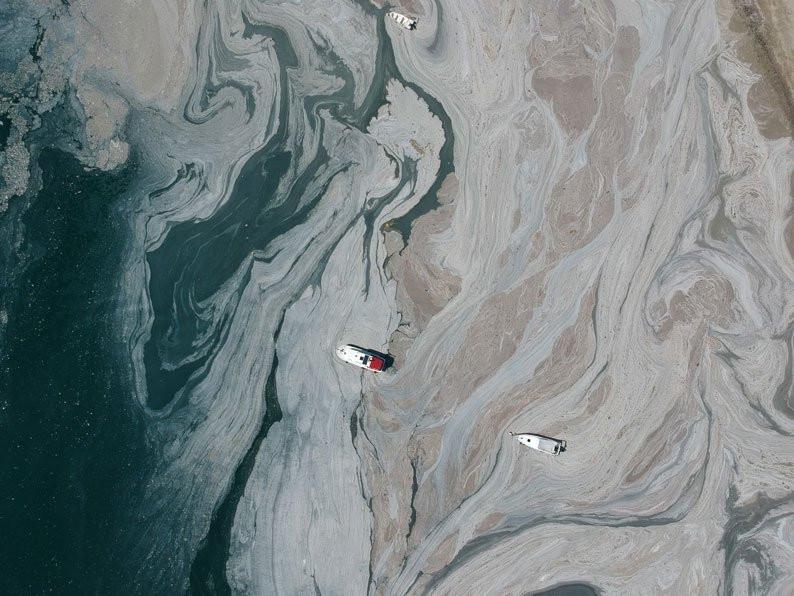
xmin=335 ymin=344 xmax=387 ymax=372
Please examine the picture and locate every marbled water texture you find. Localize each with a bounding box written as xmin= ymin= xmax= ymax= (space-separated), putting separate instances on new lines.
xmin=2 ymin=0 xmax=794 ymax=594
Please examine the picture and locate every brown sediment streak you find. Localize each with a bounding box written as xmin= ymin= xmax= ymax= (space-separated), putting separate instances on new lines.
xmin=385 ymin=172 xmax=462 ymax=366
xmin=364 ymin=0 xmax=794 ymax=593
xmin=732 ymin=0 xmax=794 ymax=133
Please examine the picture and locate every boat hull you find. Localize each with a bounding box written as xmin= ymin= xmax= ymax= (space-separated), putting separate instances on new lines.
xmin=335 ymin=344 xmax=386 ymax=372
xmin=388 ymin=11 xmax=417 ymax=30
xmin=510 ymin=432 xmax=566 ymax=455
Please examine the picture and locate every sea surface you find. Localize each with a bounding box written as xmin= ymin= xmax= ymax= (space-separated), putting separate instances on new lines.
xmin=1 ymin=146 xmax=146 ymax=592
xmin=5 ymin=0 xmax=794 ymax=594
xmin=0 ymin=5 xmax=450 ymax=594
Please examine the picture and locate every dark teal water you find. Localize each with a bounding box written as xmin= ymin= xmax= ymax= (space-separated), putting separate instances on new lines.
xmin=0 ymin=148 xmax=147 ymax=594
xmin=531 ymin=583 xmax=602 ymax=596
xmin=0 ymin=5 xmax=456 ymax=593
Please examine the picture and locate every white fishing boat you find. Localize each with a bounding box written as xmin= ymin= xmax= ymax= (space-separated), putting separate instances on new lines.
xmin=335 ymin=344 xmax=387 ymax=372
xmin=388 ymin=11 xmax=417 ymax=30
xmin=509 ymin=431 xmax=566 ymax=455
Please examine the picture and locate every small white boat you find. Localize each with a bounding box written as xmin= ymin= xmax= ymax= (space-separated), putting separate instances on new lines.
xmin=388 ymin=11 xmax=417 ymax=30
xmin=335 ymin=344 xmax=387 ymax=372
xmin=509 ymin=431 xmax=566 ymax=455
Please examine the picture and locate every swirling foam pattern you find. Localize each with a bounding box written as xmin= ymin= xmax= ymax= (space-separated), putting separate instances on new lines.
xmin=128 ymin=0 xmax=794 ymax=592
xmin=7 ymin=0 xmax=792 ymax=593
xmin=351 ymin=0 xmax=794 ymax=594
